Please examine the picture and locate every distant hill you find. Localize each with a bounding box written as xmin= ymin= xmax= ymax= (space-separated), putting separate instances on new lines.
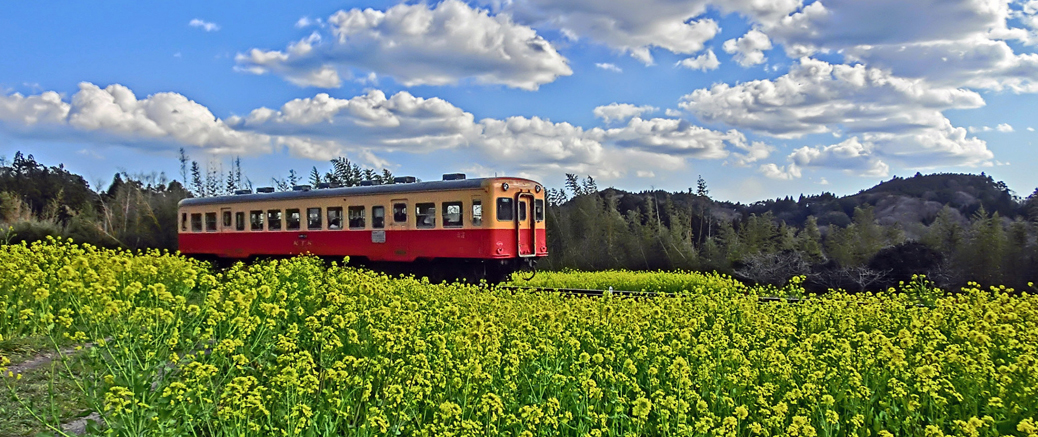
xmin=582 ymin=172 xmax=1027 ymax=237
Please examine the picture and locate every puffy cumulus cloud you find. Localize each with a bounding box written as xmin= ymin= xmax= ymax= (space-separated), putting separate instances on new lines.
xmin=845 ymin=38 xmax=1038 ymax=92
xmin=677 ymin=50 xmax=720 ymax=71
xmin=997 ymin=122 xmax=1015 ymax=132
xmin=763 ymin=0 xmax=1011 ymax=55
xmin=759 ymin=163 xmax=801 ymax=180
xmin=188 ymin=19 xmax=220 ymax=32
xmin=484 ymin=0 xmax=802 ymax=65
xmin=236 ymin=0 xmax=571 ymax=90
xmin=0 ymin=91 xmax=70 ymax=126
xmin=789 ymin=137 xmax=890 ymax=177
xmin=235 ymin=89 xmax=770 ymax=178
xmin=593 ymin=103 xmax=657 ymax=123
xmin=0 ymin=83 xmax=274 ymax=155
xmin=722 ymin=29 xmax=772 ymax=67
xmin=680 ymin=58 xmax=993 ymax=169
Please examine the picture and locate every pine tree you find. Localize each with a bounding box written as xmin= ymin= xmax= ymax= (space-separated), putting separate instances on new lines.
xmin=179 ymin=148 xmax=189 ymax=184
xmin=309 ymin=166 xmax=323 ymax=187
xmin=190 ymin=161 xmax=203 ymax=197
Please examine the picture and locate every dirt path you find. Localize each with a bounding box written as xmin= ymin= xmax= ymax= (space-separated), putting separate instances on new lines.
xmin=6 ymin=343 xmax=89 ymax=376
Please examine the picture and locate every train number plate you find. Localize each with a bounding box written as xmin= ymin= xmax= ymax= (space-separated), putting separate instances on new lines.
xmin=372 ymin=230 xmax=386 ymax=243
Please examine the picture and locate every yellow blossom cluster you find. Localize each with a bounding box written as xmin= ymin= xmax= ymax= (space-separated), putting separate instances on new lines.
xmin=1 ymin=239 xmax=1036 ymax=436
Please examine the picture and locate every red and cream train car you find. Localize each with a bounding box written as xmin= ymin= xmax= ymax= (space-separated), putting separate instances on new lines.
xmin=177 ymin=175 xmax=548 ymax=281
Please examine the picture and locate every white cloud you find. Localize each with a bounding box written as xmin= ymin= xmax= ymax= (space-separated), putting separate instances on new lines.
xmin=0 ymin=82 xmax=273 ymax=155
xmin=295 ymin=17 xmax=319 ymax=28
xmin=484 ymin=0 xmax=803 ymax=65
xmin=636 ymin=170 xmax=656 ymax=177
xmin=595 ymin=63 xmax=622 ymax=73
xmin=236 ymin=0 xmax=572 ymax=90
xmin=759 ymin=163 xmax=800 ymax=180
xmin=1029 ymin=127 xmax=1036 ymax=131
xmin=680 ymin=58 xmax=993 ymax=169
xmin=969 ymin=126 xmax=993 ymax=133
xmin=677 ymin=50 xmax=720 ymax=71
xmin=996 ymin=122 xmax=1014 ymax=132
xmin=189 ymin=19 xmax=220 ymax=32
xmin=789 ymin=137 xmax=890 ymax=177
xmin=845 ymin=38 xmax=1038 ymax=92
xmin=722 ymin=29 xmax=772 ymax=67
xmin=593 ymin=103 xmax=656 ymax=123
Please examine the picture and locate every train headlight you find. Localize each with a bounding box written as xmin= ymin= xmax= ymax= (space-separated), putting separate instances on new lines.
xmin=535 ymin=185 xmax=542 ymax=193
xmin=502 ymin=182 xmax=509 ymax=191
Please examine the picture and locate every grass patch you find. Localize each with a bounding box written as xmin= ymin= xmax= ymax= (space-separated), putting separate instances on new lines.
xmin=0 ymin=343 xmax=93 ymax=437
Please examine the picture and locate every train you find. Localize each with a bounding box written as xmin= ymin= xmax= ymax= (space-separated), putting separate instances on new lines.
xmin=177 ymin=174 xmax=548 ymax=282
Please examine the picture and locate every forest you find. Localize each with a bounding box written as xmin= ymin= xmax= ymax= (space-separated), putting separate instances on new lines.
xmin=2 ymin=150 xmax=1037 ymax=293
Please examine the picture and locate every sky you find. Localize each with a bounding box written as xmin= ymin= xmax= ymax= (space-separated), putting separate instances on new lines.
xmin=2 ymin=0 xmax=1038 ymax=202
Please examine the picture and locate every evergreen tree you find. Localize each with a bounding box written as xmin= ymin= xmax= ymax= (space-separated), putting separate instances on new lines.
xmin=190 ymin=161 xmax=203 ymax=197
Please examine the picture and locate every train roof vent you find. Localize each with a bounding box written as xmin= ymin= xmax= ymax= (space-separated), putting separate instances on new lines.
xmin=256 ymin=187 xmax=275 ymax=193
xmin=359 ymin=180 xmax=379 ymax=186
xmin=442 ymin=173 xmax=466 ymax=181
xmin=234 ymin=189 xmax=253 ymax=195
xmin=316 ymin=182 xmax=331 ymax=189
xmin=292 ymin=185 xmax=312 ymax=191
xmin=393 ymin=176 xmax=417 ymax=184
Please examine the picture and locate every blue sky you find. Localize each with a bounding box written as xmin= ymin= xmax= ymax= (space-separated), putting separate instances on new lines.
xmin=2 ymin=0 xmax=1038 ymax=202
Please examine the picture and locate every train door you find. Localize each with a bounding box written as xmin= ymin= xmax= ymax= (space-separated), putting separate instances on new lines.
xmin=389 ymin=199 xmax=409 ymax=259
xmin=516 ymin=193 xmax=535 ymax=257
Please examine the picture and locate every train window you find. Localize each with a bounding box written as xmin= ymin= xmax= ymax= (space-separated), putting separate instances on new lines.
xmin=496 ymin=198 xmax=513 ymax=221
xmin=250 ymin=210 xmax=263 ymax=230
xmin=518 ymin=201 xmax=527 ymax=221
xmin=372 ymin=206 xmax=385 ymax=229
xmin=268 ymin=209 xmax=282 ymax=230
xmin=443 ymin=202 xmax=463 ymax=227
xmin=286 ymin=209 xmax=301 ymax=230
xmin=222 ymin=211 xmax=232 ymax=228
xmin=348 ymin=206 xmax=366 ymax=229
xmin=235 ymin=212 xmax=245 ymax=231
xmin=328 ymin=207 xmax=343 ymax=230
xmin=205 ymin=212 xmax=217 ymax=232
xmin=472 ymin=200 xmax=482 ymax=226
xmin=181 ymin=213 xmax=187 ymax=231
xmin=307 ymin=208 xmax=322 ymax=230
xmin=191 ymin=213 xmax=202 ymax=232
xmin=535 ymin=199 xmax=544 ymax=222
xmin=393 ymin=203 xmax=407 ymax=223
xmin=416 ymin=203 xmax=436 ymax=228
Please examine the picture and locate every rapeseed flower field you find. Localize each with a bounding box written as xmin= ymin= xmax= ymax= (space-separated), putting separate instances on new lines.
xmin=1 ymin=239 xmax=1036 ymax=436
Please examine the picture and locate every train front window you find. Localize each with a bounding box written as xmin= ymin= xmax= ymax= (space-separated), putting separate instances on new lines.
xmin=222 ymin=211 xmax=232 ymax=228
xmin=393 ymin=203 xmax=407 ymax=223
xmin=535 ymin=199 xmax=544 ymax=222
xmin=372 ymin=206 xmax=385 ymax=229
xmin=181 ymin=213 xmax=187 ymax=231
xmin=267 ymin=210 xmax=282 ymax=230
xmin=235 ymin=212 xmax=245 ymax=231
xmin=191 ymin=213 xmax=202 ymax=232
xmin=286 ymin=209 xmax=301 ymax=230
xmin=205 ymin=212 xmax=217 ymax=232
xmin=250 ymin=210 xmax=263 ymax=230
xmin=327 ymin=207 xmax=343 ymax=230
xmin=416 ymin=203 xmax=436 ymax=228
xmin=518 ymin=201 xmax=527 ymax=221
xmin=443 ymin=202 xmax=463 ymax=228
xmin=472 ymin=200 xmax=482 ymax=226
xmin=496 ymin=198 xmax=513 ymax=221
xmin=307 ymin=208 xmax=322 ymax=230
xmin=348 ymin=206 xmax=366 ymax=229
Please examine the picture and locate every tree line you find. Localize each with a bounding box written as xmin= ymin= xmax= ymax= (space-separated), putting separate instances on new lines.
xmin=542 ymin=173 xmax=1038 ymax=293
xmin=2 ymin=150 xmax=1036 ymax=292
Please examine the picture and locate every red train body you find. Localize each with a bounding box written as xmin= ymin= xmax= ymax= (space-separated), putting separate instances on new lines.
xmin=177 ymin=176 xmax=548 ymax=280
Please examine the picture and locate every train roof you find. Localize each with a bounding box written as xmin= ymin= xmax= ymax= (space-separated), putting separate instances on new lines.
xmin=178 ymin=176 xmax=540 ymax=208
